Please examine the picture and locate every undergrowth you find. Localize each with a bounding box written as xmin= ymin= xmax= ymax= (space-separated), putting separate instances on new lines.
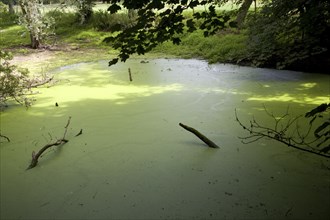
xmin=0 ymin=6 xmax=247 ymax=66
xmin=153 ymin=30 xmax=247 ymax=64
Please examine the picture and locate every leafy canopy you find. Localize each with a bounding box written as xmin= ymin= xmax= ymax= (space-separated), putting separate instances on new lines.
xmin=104 ymin=0 xmax=235 ymax=65
xmin=0 ymin=50 xmax=32 ymax=107
xmin=246 ymin=0 xmax=330 ymax=69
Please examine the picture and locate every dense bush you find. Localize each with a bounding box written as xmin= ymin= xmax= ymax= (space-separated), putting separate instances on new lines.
xmin=0 ymin=50 xmax=33 ymax=107
xmin=245 ymin=0 xmax=330 ymax=70
xmin=18 ymin=0 xmax=55 ymax=49
xmin=0 ymin=2 xmax=18 ymax=28
xmin=92 ymin=10 xmax=136 ymax=32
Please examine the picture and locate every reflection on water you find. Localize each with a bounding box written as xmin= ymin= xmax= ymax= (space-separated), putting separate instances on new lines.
xmin=1 ymin=59 xmax=329 ymax=220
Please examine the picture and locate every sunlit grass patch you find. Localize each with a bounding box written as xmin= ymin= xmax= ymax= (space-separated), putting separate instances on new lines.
xmin=153 ymin=30 xmax=247 ymax=64
xmin=0 ymin=25 xmax=30 ymax=49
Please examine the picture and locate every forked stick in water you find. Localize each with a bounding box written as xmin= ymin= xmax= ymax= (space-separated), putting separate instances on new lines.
xmin=27 ymin=117 xmax=72 ymax=170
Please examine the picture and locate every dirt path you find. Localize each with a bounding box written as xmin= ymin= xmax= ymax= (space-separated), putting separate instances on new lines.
xmin=9 ymin=47 xmax=111 ymax=74
xmin=11 ymin=50 xmax=54 ymax=67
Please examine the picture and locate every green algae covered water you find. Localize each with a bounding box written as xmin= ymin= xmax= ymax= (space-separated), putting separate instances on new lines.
xmin=1 ymin=59 xmax=329 ymax=219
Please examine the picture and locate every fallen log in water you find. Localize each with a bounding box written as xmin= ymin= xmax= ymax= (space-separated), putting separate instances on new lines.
xmin=179 ymin=123 xmax=219 ymax=148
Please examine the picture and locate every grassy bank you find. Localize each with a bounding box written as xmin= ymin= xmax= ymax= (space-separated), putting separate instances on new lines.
xmin=153 ymin=30 xmax=247 ymax=64
xmin=0 ymin=3 xmax=249 ymax=74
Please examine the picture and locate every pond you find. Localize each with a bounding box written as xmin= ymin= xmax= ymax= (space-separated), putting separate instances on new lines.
xmin=1 ymin=59 xmax=329 ymax=220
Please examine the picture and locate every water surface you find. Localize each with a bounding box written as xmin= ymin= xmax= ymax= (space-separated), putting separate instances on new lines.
xmin=1 ymin=59 xmax=329 ymax=219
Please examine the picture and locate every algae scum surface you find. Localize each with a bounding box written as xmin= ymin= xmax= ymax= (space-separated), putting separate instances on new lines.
xmin=1 ymin=59 xmax=329 ymax=220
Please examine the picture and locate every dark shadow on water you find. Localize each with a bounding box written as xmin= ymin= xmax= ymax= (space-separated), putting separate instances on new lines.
xmin=181 ymin=140 xmax=213 ymax=148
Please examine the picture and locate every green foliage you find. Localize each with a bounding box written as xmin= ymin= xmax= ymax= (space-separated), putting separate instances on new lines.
xmin=92 ymin=10 xmax=136 ymax=32
xmin=105 ymin=0 xmax=235 ymax=65
xmin=66 ymin=0 xmax=95 ymax=24
xmin=0 ymin=25 xmax=30 ymax=50
xmin=46 ymin=10 xmax=80 ymax=35
xmin=18 ymin=0 xmax=55 ymax=48
xmin=0 ymin=50 xmax=33 ymax=107
xmin=246 ymin=0 xmax=330 ymax=69
xmin=153 ymin=30 xmax=247 ymax=63
xmin=0 ymin=1 xmax=7 ymax=13
xmin=45 ymin=10 xmax=110 ymax=47
xmin=0 ymin=2 xmax=18 ymax=28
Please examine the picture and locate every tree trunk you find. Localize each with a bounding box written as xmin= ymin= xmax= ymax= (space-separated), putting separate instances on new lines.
xmin=236 ymin=0 xmax=254 ymax=28
xmin=30 ymin=33 xmax=40 ymax=49
xmin=8 ymin=0 xmax=15 ymax=14
xmin=19 ymin=0 xmax=42 ymax=49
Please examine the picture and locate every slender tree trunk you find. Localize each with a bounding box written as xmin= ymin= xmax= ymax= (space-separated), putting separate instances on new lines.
xmin=18 ymin=0 xmax=41 ymax=49
xmin=8 ymin=0 xmax=14 ymax=14
xmin=236 ymin=0 xmax=254 ymax=28
xmin=30 ymin=33 xmax=40 ymax=49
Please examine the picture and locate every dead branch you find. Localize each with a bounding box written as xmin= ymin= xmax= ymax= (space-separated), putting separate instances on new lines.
xmin=75 ymin=129 xmax=83 ymax=137
xmin=27 ymin=116 xmax=72 ymax=170
xmin=30 ymin=76 xmax=54 ymax=88
xmin=179 ymin=123 xmax=219 ymax=148
xmin=0 ymin=133 xmax=10 ymax=142
xmin=235 ymin=108 xmax=330 ymax=158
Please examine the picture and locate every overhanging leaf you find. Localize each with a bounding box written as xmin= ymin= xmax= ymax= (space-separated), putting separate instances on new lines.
xmin=108 ymin=4 xmax=121 ymax=14
xmin=108 ymin=58 xmax=118 ymax=66
xmin=172 ymin=37 xmax=181 ymax=45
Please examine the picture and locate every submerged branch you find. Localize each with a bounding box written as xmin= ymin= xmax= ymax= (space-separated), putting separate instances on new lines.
xmin=179 ymin=123 xmax=219 ymax=148
xmin=128 ymin=68 xmax=133 ymax=82
xmin=27 ymin=116 xmax=72 ymax=170
xmin=0 ymin=133 xmax=10 ymax=142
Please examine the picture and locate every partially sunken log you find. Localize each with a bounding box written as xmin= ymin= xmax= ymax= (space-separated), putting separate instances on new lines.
xmin=128 ymin=68 xmax=133 ymax=81
xmin=179 ymin=123 xmax=220 ymax=148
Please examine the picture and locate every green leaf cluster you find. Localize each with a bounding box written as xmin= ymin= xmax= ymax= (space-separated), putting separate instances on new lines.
xmin=105 ymin=0 xmax=233 ymax=65
xmin=245 ymin=0 xmax=330 ymax=70
xmin=0 ymin=50 xmax=33 ymax=107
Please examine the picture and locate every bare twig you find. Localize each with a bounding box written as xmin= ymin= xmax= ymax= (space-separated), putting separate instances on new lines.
xmin=30 ymin=76 xmax=54 ymax=88
xmin=235 ymin=108 xmax=330 ymax=158
xmin=63 ymin=116 xmax=71 ymax=139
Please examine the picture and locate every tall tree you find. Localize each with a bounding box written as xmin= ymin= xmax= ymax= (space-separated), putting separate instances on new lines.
xmin=66 ymin=0 xmax=95 ymax=24
xmin=18 ymin=0 xmax=54 ymax=49
xmin=7 ymin=0 xmax=14 ymax=14
xmin=1 ymin=0 xmax=15 ymax=13
xmin=247 ymin=0 xmax=330 ymax=70
xmin=75 ymin=0 xmax=95 ymax=24
xmin=235 ymin=0 xmax=254 ymax=28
